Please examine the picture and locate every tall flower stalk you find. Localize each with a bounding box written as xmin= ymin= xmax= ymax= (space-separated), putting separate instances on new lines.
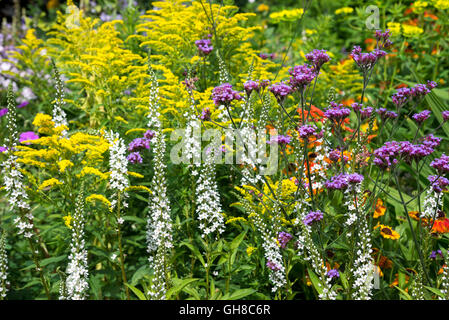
xmin=145 ymin=64 xmax=173 ymax=300
xmin=0 ymin=231 xmax=8 ymax=300
xmin=105 ymin=130 xmax=130 ymax=300
xmin=1 ymin=85 xmax=51 ymax=298
xmin=62 ymin=186 xmax=89 ymax=300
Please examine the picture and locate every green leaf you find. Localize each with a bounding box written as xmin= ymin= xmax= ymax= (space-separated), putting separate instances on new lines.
xmin=227 ymin=288 xmax=256 ymax=300
xmin=125 ymin=283 xmax=147 ymax=300
xmin=423 ymin=285 xmax=445 ymax=299
xmin=394 ymin=285 xmax=412 ymax=300
xmin=307 ymin=269 xmax=323 ymax=296
xmin=165 ymin=278 xmax=200 ymax=300
xmin=180 ymin=242 xmax=206 ymax=267
xmin=131 ymin=265 xmax=151 ymax=286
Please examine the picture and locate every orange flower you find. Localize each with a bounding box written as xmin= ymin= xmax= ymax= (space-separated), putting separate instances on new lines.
xmin=341 ymin=98 xmax=355 ymax=106
xmin=372 ymin=248 xmax=393 ymax=270
xmin=390 ymin=269 xmax=416 ymax=289
xmin=438 ymin=265 xmax=446 ymax=275
xmin=424 ymin=11 xmax=439 ymax=20
xmin=297 ymin=105 xmax=324 ymax=122
xmin=364 ymin=38 xmax=376 ymax=51
xmin=431 ymin=218 xmax=449 ymax=234
xmin=373 ymin=198 xmax=386 ymax=218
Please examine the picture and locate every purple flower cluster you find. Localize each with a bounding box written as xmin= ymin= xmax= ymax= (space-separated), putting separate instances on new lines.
xmin=421 ymin=134 xmax=442 ymax=149
xmin=325 ymin=173 xmax=364 ymax=190
xmin=0 ymin=146 xmax=7 ymax=153
xmin=305 ymin=49 xmax=330 ymax=70
xmin=269 ymin=82 xmax=292 ymax=104
xmin=259 ymin=52 xmax=276 ymax=60
xmin=430 ymin=154 xmax=449 ymax=174
xmin=428 ymin=175 xmax=449 ymax=193
xmin=373 ymin=141 xmax=401 ymax=168
xmin=297 ymin=124 xmax=317 ymax=139
xmin=442 ymin=110 xmax=449 ymax=122
xmin=327 ymin=269 xmax=340 ymax=279
xmin=324 ymin=101 xmax=351 ymax=122
xmin=128 ymin=137 xmax=150 ymax=152
xmin=288 ymin=64 xmax=316 ymax=91
xmin=303 ymin=210 xmax=323 ymax=226
xmin=243 ymin=80 xmax=260 ymax=96
xmin=200 ymin=108 xmax=211 ymax=121
xmin=144 ymin=129 xmax=155 ymax=140
xmin=266 ymin=260 xmax=282 ymax=271
xmin=328 ymin=149 xmax=348 ymax=163
xmin=412 ymin=110 xmax=431 ymax=124
xmin=127 ymin=130 xmax=155 ymax=164
xmin=195 ymin=38 xmax=213 ymax=56
xmin=211 ymin=83 xmax=242 ymax=106
xmin=374 ymin=29 xmax=393 ymax=49
xmin=374 ymin=138 xmax=439 ymax=168
xmin=351 ymin=46 xmax=386 ymax=73
xmin=260 ymin=79 xmax=271 ymax=89
xmin=19 ymin=131 xmax=39 ymax=145
xmin=360 ymin=106 xmax=374 ymax=119
xmin=0 ymin=108 xmax=8 ymax=117
xmin=277 ymin=231 xmax=293 ymax=248
xmin=127 ymin=152 xmax=142 ymax=164
xmin=430 ymin=250 xmax=443 ymax=259
xmin=375 ymin=108 xmax=398 ymax=120
xmin=391 ymin=82 xmax=437 ymax=107
xmin=268 ymin=135 xmax=292 ymax=145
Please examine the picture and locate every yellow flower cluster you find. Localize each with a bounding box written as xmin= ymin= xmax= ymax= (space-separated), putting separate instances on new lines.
xmin=433 ymin=0 xmax=449 ymax=10
xmin=269 ymin=8 xmax=304 ymax=23
xmin=386 ymin=22 xmax=401 ymax=36
xmin=45 ymin=1 xmax=147 ymax=127
xmin=246 ymin=246 xmax=257 ymax=257
xmin=16 ymin=113 xmax=110 ymax=195
xmin=57 ymin=160 xmax=74 ymax=173
xmin=401 ymin=24 xmax=424 ymax=37
xmin=38 ymin=178 xmax=63 ymax=191
xmin=335 ymin=7 xmax=354 ymax=15
xmin=413 ymin=0 xmax=429 ymax=13
xmin=78 ymin=167 xmax=109 ymax=180
xmin=63 ymin=215 xmax=73 ymax=229
xmin=386 ymin=22 xmax=424 ymax=38
xmin=86 ymin=194 xmax=112 ymax=211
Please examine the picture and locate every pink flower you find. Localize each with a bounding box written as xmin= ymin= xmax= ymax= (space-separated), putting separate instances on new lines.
xmin=19 ymin=131 xmax=39 ymax=145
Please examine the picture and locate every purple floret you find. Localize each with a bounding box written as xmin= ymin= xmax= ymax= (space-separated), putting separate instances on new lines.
xmin=128 ymin=138 xmax=150 ymax=152
xmin=278 ymin=231 xmax=293 ymax=248
xmin=324 ymin=101 xmax=351 ymax=122
xmin=430 ymin=154 xmax=449 ymax=174
xmin=211 ymin=83 xmax=242 ymax=106
xmin=19 ymin=131 xmax=39 ymax=145
xmin=412 ymin=110 xmax=431 ymax=123
xmin=297 ymin=124 xmax=317 ymax=139
xmin=268 ymin=135 xmax=292 ymax=145
xmin=327 ymin=269 xmax=340 ymax=279
xmin=428 ymin=175 xmax=449 ymax=193
xmin=442 ymin=110 xmax=449 ymax=122
xmin=288 ymin=64 xmax=316 ymax=91
xmin=303 ymin=210 xmax=323 ymax=226
xmin=305 ymin=49 xmax=330 ymax=70
xmin=269 ymin=82 xmax=292 ymax=104
xmin=195 ymin=39 xmax=213 ymax=56
xmin=127 ymin=152 xmax=143 ymax=164
xmin=243 ymin=80 xmax=260 ymax=96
